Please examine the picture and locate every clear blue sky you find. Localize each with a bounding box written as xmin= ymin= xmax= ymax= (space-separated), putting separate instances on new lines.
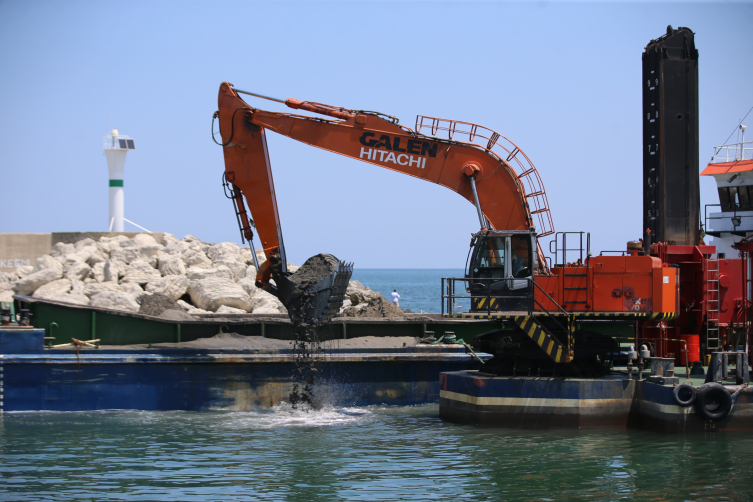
xmin=1 ymin=1 xmax=751 ymax=268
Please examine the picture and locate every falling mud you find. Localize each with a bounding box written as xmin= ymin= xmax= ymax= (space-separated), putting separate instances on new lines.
xmin=288 ymin=327 xmax=320 ymax=409
xmin=284 ymin=254 xmax=340 ymax=410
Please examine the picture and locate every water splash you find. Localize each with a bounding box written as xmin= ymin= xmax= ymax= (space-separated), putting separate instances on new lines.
xmin=219 ymin=403 xmax=373 ymax=429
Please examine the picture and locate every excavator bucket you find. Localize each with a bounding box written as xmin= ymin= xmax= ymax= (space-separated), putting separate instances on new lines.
xmin=272 ymin=254 xmax=353 ymax=326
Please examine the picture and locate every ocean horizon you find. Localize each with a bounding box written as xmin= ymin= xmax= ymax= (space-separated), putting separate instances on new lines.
xmin=350 ymin=268 xmax=464 ymax=314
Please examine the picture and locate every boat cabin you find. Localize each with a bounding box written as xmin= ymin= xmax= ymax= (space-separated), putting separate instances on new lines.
xmin=701 ymin=132 xmax=753 ymax=258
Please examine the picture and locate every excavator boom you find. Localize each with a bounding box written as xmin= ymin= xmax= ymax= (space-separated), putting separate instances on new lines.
xmin=218 ymin=83 xmax=553 ymax=243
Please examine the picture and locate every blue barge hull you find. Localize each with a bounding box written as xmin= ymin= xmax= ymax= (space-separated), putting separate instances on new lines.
xmin=0 ymin=329 xmax=487 ymax=412
xmin=440 ymin=370 xmax=753 ymax=433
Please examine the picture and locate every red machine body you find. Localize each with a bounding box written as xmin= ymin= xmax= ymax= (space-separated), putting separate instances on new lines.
xmin=632 ymin=243 xmax=751 ymax=363
xmin=533 ymin=256 xmax=678 ymax=316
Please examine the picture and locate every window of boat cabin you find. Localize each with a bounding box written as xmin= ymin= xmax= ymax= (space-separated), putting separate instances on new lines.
xmin=719 ymin=187 xmax=731 ymax=210
xmin=739 ymin=186 xmax=751 ymax=208
xmin=719 ymin=186 xmax=753 ymax=211
xmin=729 ymin=187 xmax=739 ymax=211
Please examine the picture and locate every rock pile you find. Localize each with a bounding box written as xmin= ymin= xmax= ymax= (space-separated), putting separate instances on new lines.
xmin=0 ymin=234 xmax=293 ymax=315
xmin=341 ymin=280 xmax=405 ymax=319
xmin=0 ymin=234 xmax=404 ymax=318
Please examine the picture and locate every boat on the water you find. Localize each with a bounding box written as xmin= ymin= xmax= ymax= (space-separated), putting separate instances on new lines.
xmin=439 ymin=130 xmax=753 ymax=432
xmin=440 ymin=27 xmax=753 ymax=432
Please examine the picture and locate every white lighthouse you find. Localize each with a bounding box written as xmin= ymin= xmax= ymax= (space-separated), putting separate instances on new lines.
xmin=103 ymin=129 xmax=135 ymax=232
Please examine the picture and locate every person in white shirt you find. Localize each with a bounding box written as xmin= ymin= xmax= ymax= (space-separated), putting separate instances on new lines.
xmin=391 ymin=289 xmax=400 ymax=307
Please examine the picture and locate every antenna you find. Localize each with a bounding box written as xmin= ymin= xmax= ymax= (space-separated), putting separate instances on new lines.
xmin=742 ymin=124 xmax=748 ymax=160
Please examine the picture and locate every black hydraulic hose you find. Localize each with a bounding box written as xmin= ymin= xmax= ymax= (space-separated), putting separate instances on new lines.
xmin=212 ymin=107 xmax=252 ymax=146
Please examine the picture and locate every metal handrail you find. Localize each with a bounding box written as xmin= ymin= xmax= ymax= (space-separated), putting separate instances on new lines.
xmin=599 ymin=250 xmax=647 ymax=256
xmin=441 ymin=277 xmax=533 ymax=316
xmin=528 ymin=279 xmax=573 ymax=338
xmin=549 ymin=231 xmax=590 ymax=266
xmin=415 ymin=115 xmax=554 ymax=238
xmin=705 ymin=203 xmax=753 ymax=234
xmin=441 ymin=276 xmax=572 ymax=316
xmin=441 ymin=276 xmax=574 ymax=357
xmin=710 ymin=141 xmax=753 ymax=163
xmin=550 ymin=232 xmax=591 ymax=310
xmin=705 ymin=202 xmax=753 ymax=215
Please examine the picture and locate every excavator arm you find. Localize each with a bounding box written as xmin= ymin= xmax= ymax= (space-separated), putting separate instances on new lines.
xmin=217 ymin=81 xmax=553 ymax=240
xmin=215 ymin=82 xmax=553 ymax=322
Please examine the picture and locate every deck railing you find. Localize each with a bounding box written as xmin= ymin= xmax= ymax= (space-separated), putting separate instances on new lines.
xmin=441 ymin=276 xmax=574 ymax=358
xmin=415 ymin=116 xmax=554 ymax=238
xmin=711 ymin=141 xmax=753 ymax=163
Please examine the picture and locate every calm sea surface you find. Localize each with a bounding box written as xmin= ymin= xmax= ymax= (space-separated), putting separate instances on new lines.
xmin=2 ymin=405 xmax=753 ymax=501
xmin=351 ymin=269 xmax=465 ymax=314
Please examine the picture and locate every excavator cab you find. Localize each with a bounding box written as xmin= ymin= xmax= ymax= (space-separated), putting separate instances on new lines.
xmin=466 ymin=230 xmax=536 ymax=312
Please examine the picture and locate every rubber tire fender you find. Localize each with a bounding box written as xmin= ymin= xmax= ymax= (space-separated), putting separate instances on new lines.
xmin=673 ymin=383 xmax=697 ymax=407
xmin=695 ymin=382 xmax=733 ymax=422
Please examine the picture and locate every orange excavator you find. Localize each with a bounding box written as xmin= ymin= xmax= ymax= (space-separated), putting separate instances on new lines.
xmin=214 ymin=81 xmax=557 ymax=324
xmin=214 ymin=83 xmax=679 ymax=375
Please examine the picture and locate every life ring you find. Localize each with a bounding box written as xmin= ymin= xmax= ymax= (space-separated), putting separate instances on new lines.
xmin=695 ymin=383 xmax=733 ymax=422
xmin=673 ymin=383 xmax=697 ymax=407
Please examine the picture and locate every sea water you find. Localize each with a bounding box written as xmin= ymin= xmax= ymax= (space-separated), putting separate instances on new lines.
xmin=2 ymin=405 xmax=753 ymax=501
xmin=351 ymin=269 xmax=465 ymax=314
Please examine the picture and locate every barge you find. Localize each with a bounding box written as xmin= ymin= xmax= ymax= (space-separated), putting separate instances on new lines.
xmin=0 ymin=297 xmax=494 ymax=412
xmin=439 ymin=363 xmax=753 ymax=433
xmin=0 ymin=327 xmax=485 ymax=412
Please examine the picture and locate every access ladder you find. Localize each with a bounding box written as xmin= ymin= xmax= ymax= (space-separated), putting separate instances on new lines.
xmin=706 ymin=258 xmax=721 ymax=351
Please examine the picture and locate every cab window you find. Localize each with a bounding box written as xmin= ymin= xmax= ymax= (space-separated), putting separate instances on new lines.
xmin=471 ymin=237 xmax=505 ymax=279
xmin=510 ymin=235 xmax=531 ymax=278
